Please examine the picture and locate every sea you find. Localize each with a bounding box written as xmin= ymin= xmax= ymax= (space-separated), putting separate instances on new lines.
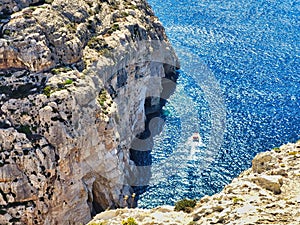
xmin=137 ymin=0 xmax=300 ymax=208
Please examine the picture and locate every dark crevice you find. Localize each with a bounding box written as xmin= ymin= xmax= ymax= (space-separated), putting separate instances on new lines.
xmin=51 ymin=116 xmax=65 ymax=123
xmin=0 ymin=70 xmax=45 ymax=100
xmin=106 ymin=84 xmax=117 ymax=99
xmin=130 ymin=68 xmax=179 ymax=200
xmin=2 ymin=200 xmax=35 ymax=208
xmin=125 ymin=24 xmax=148 ymax=41
xmin=0 ymin=121 xmax=10 ymax=129
xmin=117 ymin=68 xmax=128 ymax=89
xmin=91 ymin=182 xmax=105 ymax=216
xmin=16 ymin=125 xmax=32 ymax=138
xmin=0 ymin=189 xmax=8 ymax=203
xmin=91 ymin=201 xmax=103 ymax=216
xmin=29 ymin=1 xmax=46 ymax=7
xmin=27 ymin=134 xmax=44 ymax=142
xmin=0 ymin=70 xmax=13 ymax=77
xmin=0 ymin=8 xmax=11 ymax=38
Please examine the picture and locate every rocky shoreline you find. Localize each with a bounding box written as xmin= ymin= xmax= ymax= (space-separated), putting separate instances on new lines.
xmin=88 ymin=140 xmax=300 ymax=225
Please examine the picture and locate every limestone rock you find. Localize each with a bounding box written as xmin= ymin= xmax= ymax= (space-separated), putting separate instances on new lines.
xmin=89 ymin=207 xmax=193 ymax=225
xmin=0 ymin=0 xmax=43 ymax=15
xmin=0 ymin=0 xmax=179 ymax=224
xmin=252 ymin=151 xmax=278 ymax=174
xmin=250 ymin=174 xmax=283 ymax=194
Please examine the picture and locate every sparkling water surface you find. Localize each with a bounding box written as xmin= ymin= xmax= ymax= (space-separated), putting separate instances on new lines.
xmin=137 ymin=0 xmax=300 ymax=208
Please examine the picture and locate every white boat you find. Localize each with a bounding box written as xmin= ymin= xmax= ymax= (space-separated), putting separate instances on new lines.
xmin=192 ymin=132 xmax=200 ymax=142
xmin=188 ymin=132 xmax=205 ymax=160
xmin=191 ymin=132 xmax=205 ymax=148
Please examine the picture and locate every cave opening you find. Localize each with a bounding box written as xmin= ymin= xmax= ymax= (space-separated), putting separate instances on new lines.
xmin=130 ymin=65 xmax=179 ymax=201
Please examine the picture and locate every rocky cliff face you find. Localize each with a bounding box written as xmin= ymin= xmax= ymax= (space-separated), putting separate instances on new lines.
xmin=88 ymin=140 xmax=300 ymax=225
xmin=0 ymin=0 xmax=179 ymax=224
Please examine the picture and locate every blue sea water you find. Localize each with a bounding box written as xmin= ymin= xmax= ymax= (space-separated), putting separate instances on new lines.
xmin=137 ymin=0 xmax=300 ymax=208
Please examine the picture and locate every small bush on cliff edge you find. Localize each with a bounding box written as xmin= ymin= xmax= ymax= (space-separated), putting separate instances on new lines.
xmin=174 ymin=198 xmax=197 ymax=213
xmin=122 ymin=217 xmax=138 ymax=225
xmin=88 ymin=221 xmax=107 ymax=225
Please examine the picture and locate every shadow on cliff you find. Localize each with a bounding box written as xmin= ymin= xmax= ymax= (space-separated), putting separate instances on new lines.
xmin=129 ymin=65 xmax=179 ymax=207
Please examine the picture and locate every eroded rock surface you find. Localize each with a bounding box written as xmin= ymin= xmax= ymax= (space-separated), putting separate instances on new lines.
xmin=0 ymin=0 xmax=179 ymax=224
xmin=88 ymin=141 xmax=300 ymax=225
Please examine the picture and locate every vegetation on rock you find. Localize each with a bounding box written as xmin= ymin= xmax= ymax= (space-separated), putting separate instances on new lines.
xmin=122 ymin=217 xmax=138 ymax=225
xmin=174 ymin=198 xmax=197 ymax=213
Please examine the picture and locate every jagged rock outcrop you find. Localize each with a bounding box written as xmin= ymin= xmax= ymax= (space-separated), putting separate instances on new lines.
xmin=88 ymin=140 xmax=300 ymax=225
xmin=0 ymin=0 xmax=179 ymax=224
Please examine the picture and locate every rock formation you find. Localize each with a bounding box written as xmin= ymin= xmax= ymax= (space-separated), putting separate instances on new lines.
xmin=0 ymin=0 xmax=179 ymax=224
xmin=88 ymin=140 xmax=300 ymax=225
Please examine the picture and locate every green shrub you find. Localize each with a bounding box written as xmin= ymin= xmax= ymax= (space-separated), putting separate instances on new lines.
xmin=17 ymin=125 xmax=32 ymax=136
xmin=174 ymin=198 xmax=197 ymax=213
xmin=51 ymin=67 xmax=72 ymax=75
xmin=64 ymin=79 xmax=73 ymax=85
xmin=66 ymin=23 xmax=77 ymax=33
xmin=43 ymin=85 xmax=53 ymax=97
xmin=87 ymin=37 xmax=112 ymax=55
xmin=43 ymin=79 xmax=72 ymax=97
xmin=187 ymin=222 xmax=196 ymax=225
xmin=99 ymin=100 xmax=105 ymax=106
xmin=88 ymin=221 xmax=107 ymax=225
xmin=121 ymin=12 xmax=129 ymax=17
xmin=3 ymin=29 xmax=10 ymax=36
xmin=107 ymin=23 xmax=120 ymax=34
xmin=232 ymin=197 xmax=244 ymax=204
xmin=288 ymin=151 xmax=297 ymax=156
xmin=122 ymin=217 xmax=138 ymax=225
xmin=98 ymin=89 xmax=107 ymax=101
xmin=129 ymin=4 xmax=138 ymax=10
xmin=272 ymin=147 xmax=281 ymax=153
xmin=98 ymin=48 xmax=112 ymax=57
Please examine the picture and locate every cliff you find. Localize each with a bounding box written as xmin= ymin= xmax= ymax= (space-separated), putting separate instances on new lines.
xmin=88 ymin=140 xmax=300 ymax=225
xmin=0 ymin=0 xmax=179 ymax=224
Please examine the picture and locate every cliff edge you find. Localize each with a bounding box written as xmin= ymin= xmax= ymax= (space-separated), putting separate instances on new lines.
xmin=0 ymin=0 xmax=179 ymax=224
xmin=88 ymin=140 xmax=300 ymax=225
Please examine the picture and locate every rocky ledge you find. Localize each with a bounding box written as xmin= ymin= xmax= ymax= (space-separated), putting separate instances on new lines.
xmin=88 ymin=140 xmax=300 ymax=225
xmin=0 ymin=0 xmax=179 ymax=224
